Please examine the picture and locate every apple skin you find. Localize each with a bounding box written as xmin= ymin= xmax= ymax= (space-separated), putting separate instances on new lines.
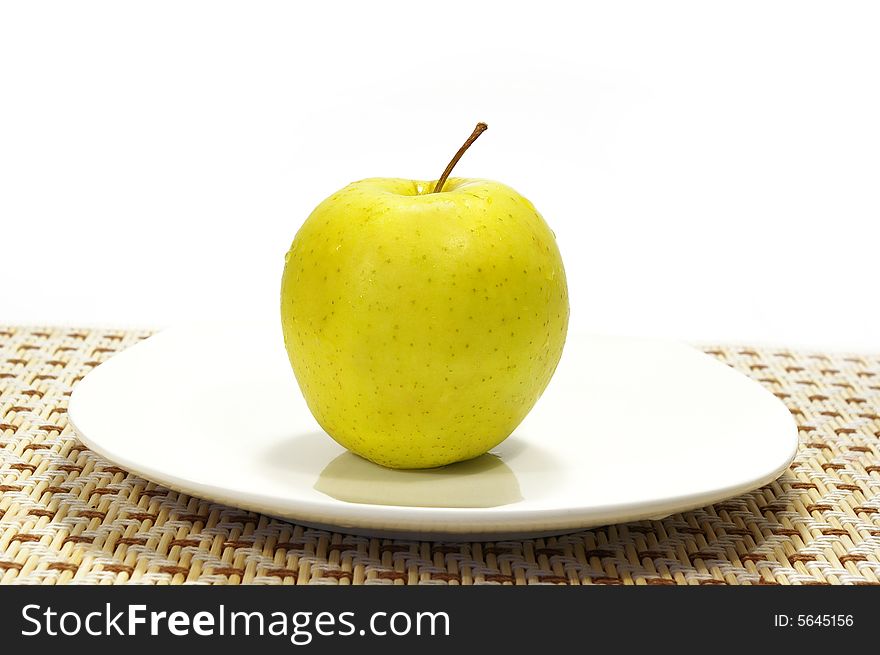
xmin=281 ymin=177 xmax=569 ymax=469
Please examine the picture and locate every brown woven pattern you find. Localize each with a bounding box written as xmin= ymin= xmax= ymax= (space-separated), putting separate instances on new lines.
xmin=1 ymin=326 xmax=879 ymax=585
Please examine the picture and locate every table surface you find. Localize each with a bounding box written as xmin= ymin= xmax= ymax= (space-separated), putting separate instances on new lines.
xmin=1 ymin=326 xmax=878 ymax=584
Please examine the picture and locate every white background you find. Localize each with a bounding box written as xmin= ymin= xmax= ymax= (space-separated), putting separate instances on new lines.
xmin=2 ymin=1 xmax=878 ymax=351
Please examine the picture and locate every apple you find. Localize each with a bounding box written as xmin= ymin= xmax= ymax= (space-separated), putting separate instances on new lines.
xmin=281 ymin=123 xmax=569 ymax=469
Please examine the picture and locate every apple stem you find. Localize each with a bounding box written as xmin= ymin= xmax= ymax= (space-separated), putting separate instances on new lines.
xmin=432 ymin=122 xmax=488 ymax=193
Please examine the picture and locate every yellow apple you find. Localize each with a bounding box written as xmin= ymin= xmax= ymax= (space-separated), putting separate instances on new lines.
xmin=281 ymin=125 xmax=569 ymax=468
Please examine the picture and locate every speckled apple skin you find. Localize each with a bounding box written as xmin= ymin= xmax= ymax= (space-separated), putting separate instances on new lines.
xmin=280 ymin=177 xmax=569 ymax=469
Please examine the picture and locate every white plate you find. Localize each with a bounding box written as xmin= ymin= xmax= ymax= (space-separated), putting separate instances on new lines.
xmin=68 ymin=323 xmax=798 ymax=540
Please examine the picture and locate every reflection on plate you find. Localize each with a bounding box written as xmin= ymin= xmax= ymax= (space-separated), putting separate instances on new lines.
xmin=315 ymin=452 xmax=522 ymax=508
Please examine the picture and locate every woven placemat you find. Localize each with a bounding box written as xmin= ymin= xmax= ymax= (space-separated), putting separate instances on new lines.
xmin=1 ymin=326 xmax=879 ymax=585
